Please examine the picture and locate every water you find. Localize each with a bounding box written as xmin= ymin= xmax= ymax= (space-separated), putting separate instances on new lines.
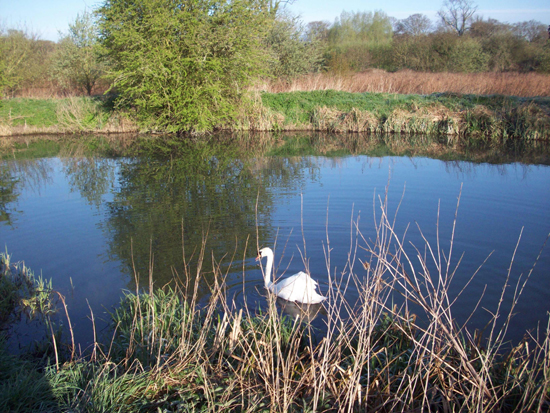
xmin=1 ymin=135 xmax=549 ymax=350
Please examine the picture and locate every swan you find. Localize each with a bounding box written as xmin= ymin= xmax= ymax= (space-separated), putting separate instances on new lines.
xmin=256 ymin=247 xmax=326 ymax=304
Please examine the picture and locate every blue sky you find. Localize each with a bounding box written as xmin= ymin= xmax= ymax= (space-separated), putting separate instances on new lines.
xmin=1 ymin=0 xmax=548 ymax=42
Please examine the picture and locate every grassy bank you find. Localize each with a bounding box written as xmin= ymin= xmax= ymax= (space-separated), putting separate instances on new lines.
xmin=1 ymin=90 xmax=549 ymax=140
xmin=1 ymin=194 xmax=549 ymax=412
xmin=0 ymin=96 xmax=138 ymax=136
xmin=250 ymin=90 xmax=550 ymax=140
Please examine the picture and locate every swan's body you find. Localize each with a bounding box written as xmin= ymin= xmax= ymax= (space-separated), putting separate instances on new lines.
xmin=256 ymin=247 xmax=326 ymax=304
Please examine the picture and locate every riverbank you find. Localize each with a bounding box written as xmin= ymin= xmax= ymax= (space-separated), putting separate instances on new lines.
xmin=1 ymin=91 xmax=549 ymax=139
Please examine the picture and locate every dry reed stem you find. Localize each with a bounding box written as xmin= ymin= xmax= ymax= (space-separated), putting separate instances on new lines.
xmin=258 ymin=70 xmax=550 ymax=97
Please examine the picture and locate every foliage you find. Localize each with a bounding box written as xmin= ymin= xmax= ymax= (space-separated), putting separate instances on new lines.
xmin=265 ymin=12 xmax=325 ymax=80
xmin=50 ymin=10 xmax=106 ymax=96
xmin=324 ymin=10 xmax=393 ymax=72
xmin=0 ymin=26 xmax=55 ymax=97
xmin=328 ymin=10 xmax=393 ymax=46
xmin=97 ymin=0 xmax=272 ymax=133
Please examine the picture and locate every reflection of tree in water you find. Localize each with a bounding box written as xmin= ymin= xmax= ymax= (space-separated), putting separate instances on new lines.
xmin=0 ymin=159 xmax=53 ymax=226
xmin=101 ymin=137 xmax=321 ymax=298
xmin=61 ymin=157 xmax=117 ymax=207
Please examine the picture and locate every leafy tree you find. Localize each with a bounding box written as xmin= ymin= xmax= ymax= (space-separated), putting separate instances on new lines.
xmin=328 ymin=10 xmax=393 ymax=46
xmin=267 ymin=0 xmax=296 ymax=16
xmin=437 ymin=0 xmax=477 ymax=36
xmin=51 ymin=10 xmax=106 ymax=96
xmin=306 ymin=21 xmax=330 ymax=42
xmin=0 ymin=28 xmax=33 ymax=96
xmin=97 ymin=0 xmax=271 ymax=133
xmin=326 ymin=10 xmax=393 ymax=72
xmin=0 ymin=23 xmax=56 ymax=98
xmin=265 ymin=13 xmax=325 ymax=79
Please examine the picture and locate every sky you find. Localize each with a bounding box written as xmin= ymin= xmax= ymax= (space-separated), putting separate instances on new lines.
xmin=1 ymin=0 xmax=549 ymax=42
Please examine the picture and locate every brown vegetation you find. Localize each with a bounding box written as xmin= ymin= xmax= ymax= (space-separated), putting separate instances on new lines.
xmin=259 ymin=70 xmax=550 ymax=97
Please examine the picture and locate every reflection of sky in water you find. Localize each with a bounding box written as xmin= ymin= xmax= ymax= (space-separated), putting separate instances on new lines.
xmin=1 ymin=156 xmax=549 ymax=349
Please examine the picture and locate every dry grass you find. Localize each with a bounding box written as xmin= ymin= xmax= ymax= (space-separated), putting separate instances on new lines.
xmin=258 ymin=70 xmax=550 ymax=97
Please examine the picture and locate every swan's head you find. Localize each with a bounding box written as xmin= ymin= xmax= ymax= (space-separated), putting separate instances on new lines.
xmin=256 ymin=247 xmax=273 ymax=262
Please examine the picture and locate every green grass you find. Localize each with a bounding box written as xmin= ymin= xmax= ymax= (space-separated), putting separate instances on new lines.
xmin=260 ymin=90 xmax=550 ymax=139
xmin=261 ymin=90 xmax=422 ymax=125
xmin=0 ymin=96 xmax=137 ymax=135
xmin=2 ymin=92 xmax=549 ymax=138
xmin=0 ymin=98 xmax=59 ymax=127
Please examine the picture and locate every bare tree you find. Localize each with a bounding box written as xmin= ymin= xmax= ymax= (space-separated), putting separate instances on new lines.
xmin=395 ymin=14 xmax=432 ymax=36
xmin=513 ymin=20 xmax=547 ymax=43
xmin=437 ymin=0 xmax=477 ymax=36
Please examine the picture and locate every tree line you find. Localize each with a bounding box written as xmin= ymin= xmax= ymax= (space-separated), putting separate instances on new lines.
xmin=0 ymin=0 xmax=548 ymax=132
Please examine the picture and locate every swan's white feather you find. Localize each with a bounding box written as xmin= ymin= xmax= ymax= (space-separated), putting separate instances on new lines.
xmin=257 ymin=248 xmax=326 ymax=304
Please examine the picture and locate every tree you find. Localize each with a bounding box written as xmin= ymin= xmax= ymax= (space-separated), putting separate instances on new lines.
xmin=0 ymin=27 xmax=39 ymax=97
xmin=265 ymin=13 xmax=325 ymax=79
xmin=51 ymin=10 xmax=105 ymax=96
xmin=267 ymin=0 xmax=296 ymax=16
xmin=395 ymin=14 xmax=432 ymax=36
xmin=97 ymin=0 xmax=271 ymax=133
xmin=328 ymin=10 xmax=393 ymax=46
xmin=437 ymin=0 xmax=477 ymax=36
xmin=470 ymin=17 xmax=510 ymax=38
xmin=306 ymin=21 xmax=330 ymax=42
xmin=325 ymin=10 xmax=393 ymax=72
xmin=513 ymin=20 xmax=547 ymax=43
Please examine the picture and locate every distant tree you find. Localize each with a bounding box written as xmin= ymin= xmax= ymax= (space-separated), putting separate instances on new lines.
xmin=306 ymin=21 xmax=330 ymax=42
xmin=513 ymin=20 xmax=547 ymax=43
xmin=437 ymin=0 xmax=477 ymax=36
xmin=470 ymin=17 xmax=510 ymax=38
xmin=97 ymin=0 xmax=271 ymax=133
xmin=328 ymin=10 xmax=393 ymax=45
xmin=266 ymin=13 xmax=325 ymax=79
xmin=51 ymin=10 xmax=105 ymax=95
xmin=0 ymin=27 xmax=34 ymax=96
xmin=395 ymin=14 xmax=432 ymax=36
xmin=325 ymin=10 xmax=393 ymax=72
xmin=0 ymin=25 xmax=55 ymax=97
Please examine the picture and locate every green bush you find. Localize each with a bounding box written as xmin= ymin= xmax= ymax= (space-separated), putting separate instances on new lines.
xmin=97 ymin=0 xmax=271 ymax=133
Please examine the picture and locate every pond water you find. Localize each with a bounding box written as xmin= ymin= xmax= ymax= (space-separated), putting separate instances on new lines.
xmin=1 ymin=133 xmax=549 ymax=350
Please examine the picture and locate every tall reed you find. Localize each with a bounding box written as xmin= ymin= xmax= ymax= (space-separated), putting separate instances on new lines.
xmin=258 ymin=71 xmax=550 ymax=98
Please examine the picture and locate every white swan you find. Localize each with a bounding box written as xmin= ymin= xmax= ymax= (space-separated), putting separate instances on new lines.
xmin=256 ymin=247 xmax=326 ymax=304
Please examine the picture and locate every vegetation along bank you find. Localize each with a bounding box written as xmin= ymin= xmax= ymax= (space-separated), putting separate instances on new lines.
xmin=1 ymin=89 xmax=549 ymax=140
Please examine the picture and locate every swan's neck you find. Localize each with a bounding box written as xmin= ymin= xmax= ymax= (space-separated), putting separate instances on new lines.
xmin=263 ymin=250 xmax=274 ymax=288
